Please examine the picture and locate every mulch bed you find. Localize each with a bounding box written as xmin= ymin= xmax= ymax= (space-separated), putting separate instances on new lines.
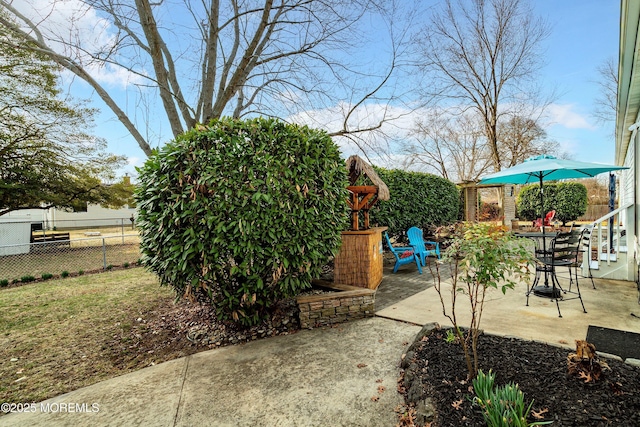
xmin=400 ymin=327 xmax=640 ymax=426
xmin=100 ymin=296 xmax=301 ymax=371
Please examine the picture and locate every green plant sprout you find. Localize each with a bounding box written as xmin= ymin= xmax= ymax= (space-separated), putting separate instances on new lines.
xmin=473 ymin=370 xmax=552 ymax=427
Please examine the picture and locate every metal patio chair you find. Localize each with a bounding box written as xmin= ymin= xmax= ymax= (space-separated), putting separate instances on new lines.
xmin=577 ymin=224 xmax=597 ymax=289
xmin=527 ymin=231 xmax=587 ymax=317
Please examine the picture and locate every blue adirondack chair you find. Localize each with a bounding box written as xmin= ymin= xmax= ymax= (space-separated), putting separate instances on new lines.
xmin=407 ymin=227 xmax=441 ymax=266
xmin=383 ymin=232 xmax=422 ymax=274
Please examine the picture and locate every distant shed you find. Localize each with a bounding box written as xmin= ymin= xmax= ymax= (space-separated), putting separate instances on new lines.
xmin=0 ymin=217 xmax=31 ymax=255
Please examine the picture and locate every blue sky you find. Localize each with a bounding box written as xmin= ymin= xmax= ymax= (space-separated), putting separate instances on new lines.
xmin=55 ymin=0 xmax=622 ymax=176
xmin=530 ymin=0 xmax=620 ymax=163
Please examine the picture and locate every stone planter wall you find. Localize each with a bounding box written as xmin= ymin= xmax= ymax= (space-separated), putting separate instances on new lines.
xmin=297 ymin=280 xmax=375 ymax=329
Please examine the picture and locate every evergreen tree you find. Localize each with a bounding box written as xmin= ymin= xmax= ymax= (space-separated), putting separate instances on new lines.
xmin=0 ymin=15 xmax=131 ymax=216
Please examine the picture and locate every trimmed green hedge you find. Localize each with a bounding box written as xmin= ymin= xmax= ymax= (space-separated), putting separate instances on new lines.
xmin=516 ymin=182 xmax=587 ymax=225
xmin=369 ymin=168 xmax=460 ymax=238
xmin=136 ymin=118 xmax=349 ymax=326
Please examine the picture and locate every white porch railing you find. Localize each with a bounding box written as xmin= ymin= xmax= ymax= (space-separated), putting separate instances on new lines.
xmin=585 ymin=203 xmax=634 ymax=280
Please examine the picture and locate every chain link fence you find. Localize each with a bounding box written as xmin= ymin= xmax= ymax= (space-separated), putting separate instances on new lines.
xmin=19 ymin=216 xmax=136 ymax=232
xmin=0 ymin=218 xmax=141 ymax=283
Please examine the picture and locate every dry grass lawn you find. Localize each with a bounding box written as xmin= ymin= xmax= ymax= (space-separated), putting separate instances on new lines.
xmin=0 ymin=269 xmax=176 ymax=404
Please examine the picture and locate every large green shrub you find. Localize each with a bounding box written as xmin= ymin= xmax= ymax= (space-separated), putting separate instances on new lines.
xmin=554 ymin=182 xmax=589 ymax=224
xmin=369 ymin=168 xmax=459 ymax=237
xmin=516 ymin=182 xmax=587 ymax=225
xmin=136 ymin=118 xmax=349 ymax=326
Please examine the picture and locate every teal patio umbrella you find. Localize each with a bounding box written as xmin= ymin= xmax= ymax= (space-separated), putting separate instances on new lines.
xmin=478 ymin=155 xmax=627 ymax=186
xmin=479 ymin=155 xmax=628 ymax=291
xmin=479 ymin=155 xmax=628 ymax=220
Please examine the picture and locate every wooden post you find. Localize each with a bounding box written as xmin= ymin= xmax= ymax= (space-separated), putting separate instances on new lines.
xmin=346 ymin=185 xmax=378 ymax=231
xmin=351 ymin=191 xmax=359 ymax=230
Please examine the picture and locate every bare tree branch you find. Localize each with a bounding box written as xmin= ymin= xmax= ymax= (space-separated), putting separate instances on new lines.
xmin=3 ymin=0 xmax=418 ymax=158
xmin=0 ymin=0 xmax=420 ymax=158
xmin=592 ymin=56 xmax=617 ymax=125
xmin=405 ymin=110 xmax=493 ymax=182
xmin=415 ymin=0 xmax=551 ymax=172
xmin=0 ymin=1 xmax=154 ymax=155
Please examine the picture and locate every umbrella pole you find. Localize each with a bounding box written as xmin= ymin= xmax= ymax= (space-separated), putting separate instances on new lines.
xmin=539 ymin=175 xmax=549 ymax=287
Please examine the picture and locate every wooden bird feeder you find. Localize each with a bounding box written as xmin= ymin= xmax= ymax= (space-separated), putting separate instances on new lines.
xmin=345 ymin=155 xmax=390 ymax=231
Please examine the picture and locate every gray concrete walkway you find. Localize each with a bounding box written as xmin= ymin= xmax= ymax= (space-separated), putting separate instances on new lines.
xmin=0 ymin=318 xmax=420 ymax=427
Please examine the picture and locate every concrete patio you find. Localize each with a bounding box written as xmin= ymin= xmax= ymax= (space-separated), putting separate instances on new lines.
xmin=376 ymin=259 xmax=640 ymax=351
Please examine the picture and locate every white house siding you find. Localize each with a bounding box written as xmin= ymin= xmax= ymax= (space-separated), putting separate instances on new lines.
xmin=621 ymin=127 xmax=640 ymax=266
xmin=616 ymin=0 xmax=640 ymax=277
xmin=621 ymin=132 xmax=635 ymax=206
xmin=625 ymin=128 xmax=640 ymax=263
xmin=0 ymin=205 xmax=136 ymax=229
xmin=50 ymin=205 xmax=136 ymax=229
xmin=620 ymin=131 xmax=635 ymax=241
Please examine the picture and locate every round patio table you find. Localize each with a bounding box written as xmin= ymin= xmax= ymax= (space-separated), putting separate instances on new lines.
xmin=514 ymin=231 xmax=559 ymax=298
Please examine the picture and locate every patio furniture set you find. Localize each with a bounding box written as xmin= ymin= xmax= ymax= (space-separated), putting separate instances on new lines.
xmin=517 ymin=224 xmax=596 ymax=317
xmin=380 ymin=155 xmax=624 ymax=317
xmin=383 ymin=220 xmax=597 ymax=318
xmin=383 ymin=227 xmax=441 ymax=274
